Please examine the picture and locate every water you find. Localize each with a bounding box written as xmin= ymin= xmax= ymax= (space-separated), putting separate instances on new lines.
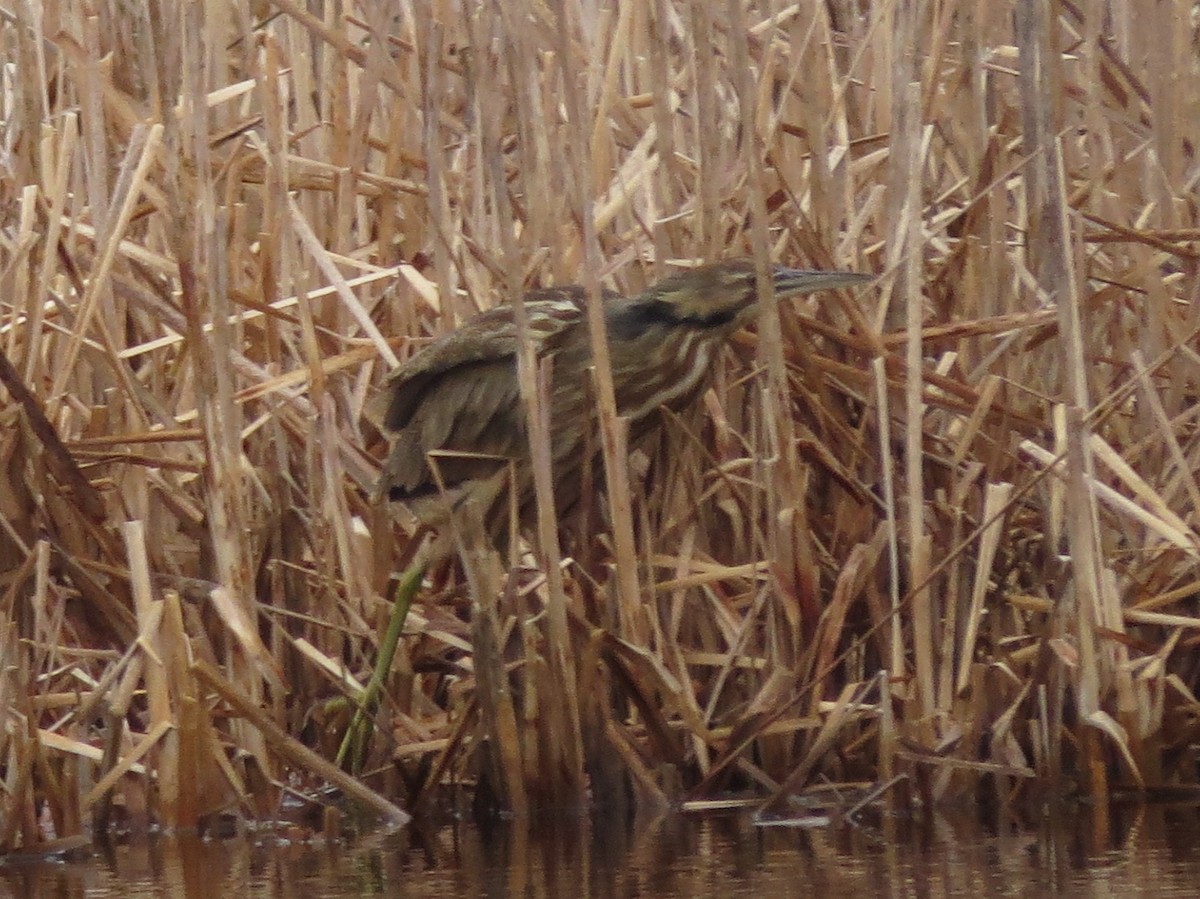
xmin=5 ymin=801 xmax=1200 ymax=898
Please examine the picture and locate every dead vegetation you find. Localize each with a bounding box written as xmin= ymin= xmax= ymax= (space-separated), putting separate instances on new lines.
xmin=2 ymin=0 xmax=1200 ymax=851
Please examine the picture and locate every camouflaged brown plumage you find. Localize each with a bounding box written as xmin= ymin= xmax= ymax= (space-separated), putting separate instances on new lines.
xmin=366 ymin=260 xmax=872 ymax=533
xmin=338 ymin=259 xmax=873 ymax=770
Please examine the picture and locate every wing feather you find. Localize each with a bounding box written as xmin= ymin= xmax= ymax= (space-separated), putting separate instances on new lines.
xmin=364 ymin=306 xmax=521 ymax=434
xmin=368 ymin=294 xmax=591 ymax=503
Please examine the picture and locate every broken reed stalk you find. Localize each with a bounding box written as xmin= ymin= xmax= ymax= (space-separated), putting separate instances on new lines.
xmin=476 ymin=7 xmax=584 ymax=804
xmin=194 ymin=660 xmax=410 ymax=825
xmin=456 ymin=507 xmax=529 ymax=816
xmin=554 ymin=5 xmax=645 ymax=651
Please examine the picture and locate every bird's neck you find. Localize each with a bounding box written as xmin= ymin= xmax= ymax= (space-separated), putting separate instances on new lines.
xmin=607 ymin=296 xmax=750 ymax=343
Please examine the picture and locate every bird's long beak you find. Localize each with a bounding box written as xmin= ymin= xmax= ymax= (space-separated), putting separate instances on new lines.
xmin=771 ymin=267 xmax=874 ymax=298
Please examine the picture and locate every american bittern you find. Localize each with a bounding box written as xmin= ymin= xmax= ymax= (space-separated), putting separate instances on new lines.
xmin=338 ymin=260 xmax=871 ymax=768
xmin=366 ymin=259 xmax=872 ymax=531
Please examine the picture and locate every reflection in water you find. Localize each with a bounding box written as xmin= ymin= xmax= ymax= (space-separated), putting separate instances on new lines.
xmin=5 ymin=801 xmax=1200 ymax=898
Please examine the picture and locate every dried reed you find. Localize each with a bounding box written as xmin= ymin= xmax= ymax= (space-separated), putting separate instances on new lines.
xmin=2 ymin=0 xmax=1199 ymax=852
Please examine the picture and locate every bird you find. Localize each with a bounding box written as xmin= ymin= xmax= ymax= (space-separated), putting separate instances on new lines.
xmin=338 ymin=259 xmax=871 ymax=771
xmin=364 ymin=259 xmax=873 ymax=538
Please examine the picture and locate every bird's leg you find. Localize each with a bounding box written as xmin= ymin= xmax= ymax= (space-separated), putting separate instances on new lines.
xmin=336 ymin=555 xmax=427 ymax=773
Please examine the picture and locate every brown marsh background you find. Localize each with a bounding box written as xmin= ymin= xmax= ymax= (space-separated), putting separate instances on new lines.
xmin=2 ymin=0 xmax=1200 ymax=854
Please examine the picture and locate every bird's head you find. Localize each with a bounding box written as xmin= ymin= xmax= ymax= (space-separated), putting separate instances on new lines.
xmin=611 ymin=259 xmax=872 ymax=338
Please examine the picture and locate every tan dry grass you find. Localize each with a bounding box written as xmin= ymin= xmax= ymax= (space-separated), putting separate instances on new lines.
xmin=2 ymin=0 xmax=1200 ymax=849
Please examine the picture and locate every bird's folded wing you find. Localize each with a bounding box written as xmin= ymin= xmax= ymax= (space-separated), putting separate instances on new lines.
xmin=364 ymin=307 xmax=522 ymax=433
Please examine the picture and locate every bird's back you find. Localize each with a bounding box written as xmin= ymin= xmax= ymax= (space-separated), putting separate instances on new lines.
xmin=368 ymin=286 xmax=611 ymax=517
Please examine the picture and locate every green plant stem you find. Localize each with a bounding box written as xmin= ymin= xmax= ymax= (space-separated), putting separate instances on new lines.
xmin=337 ymin=560 xmax=426 ymax=773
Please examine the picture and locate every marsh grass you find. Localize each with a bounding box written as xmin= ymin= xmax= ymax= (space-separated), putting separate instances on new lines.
xmin=2 ymin=0 xmax=1200 ymax=850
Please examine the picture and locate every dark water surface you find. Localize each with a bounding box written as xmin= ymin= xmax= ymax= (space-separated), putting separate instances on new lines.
xmin=5 ymin=802 xmax=1200 ymax=898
